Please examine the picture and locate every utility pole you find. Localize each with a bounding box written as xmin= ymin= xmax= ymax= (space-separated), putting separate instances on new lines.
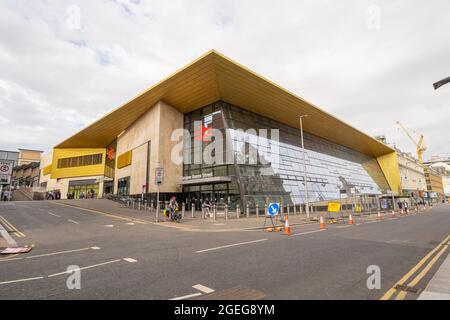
xmin=155 ymin=161 xmax=164 ymax=223
xmin=300 ymin=115 xmax=310 ymax=220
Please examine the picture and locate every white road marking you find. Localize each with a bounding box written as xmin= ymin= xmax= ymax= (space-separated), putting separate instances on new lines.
xmin=47 ymin=259 xmax=122 ymax=278
xmin=68 ymin=219 xmax=79 ymax=225
xmin=126 ymin=223 xmax=135 ymax=226
xmin=123 ymin=258 xmax=137 ymax=263
xmin=291 ymin=229 xmax=325 ymax=236
xmin=0 ymin=221 xmax=17 ymax=247
xmin=196 ymin=239 xmax=268 ymax=253
xmin=91 ymin=246 xmax=101 ymax=250
xmin=47 ymin=211 xmax=61 ymax=218
xmin=105 ymin=225 xmax=114 ymax=228
xmin=170 ymin=293 xmax=203 ymax=300
xmin=0 ymin=276 xmax=44 ymax=285
xmin=26 ymin=247 xmax=93 ymax=259
xmin=336 ymin=225 xmax=352 ymax=229
xmin=366 ymin=221 xmax=380 ymax=224
xmin=193 ymin=284 xmax=215 ymax=294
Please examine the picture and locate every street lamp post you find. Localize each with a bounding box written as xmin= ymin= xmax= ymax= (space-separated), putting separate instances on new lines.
xmin=155 ymin=161 xmax=164 ymax=223
xmin=299 ymin=115 xmax=310 ymax=220
xmin=433 ymin=76 xmax=450 ymax=90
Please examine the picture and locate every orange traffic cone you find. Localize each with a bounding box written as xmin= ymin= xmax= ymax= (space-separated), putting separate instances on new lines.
xmin=348 ymin=214 xmax=354 ymax=225
xmin=319 ymin=215 xmax=326 ymax=229
xmin=377 ymin=211 xmax=383 ymax=220
xmin=284 ymin=216 xmax=291 ymax=236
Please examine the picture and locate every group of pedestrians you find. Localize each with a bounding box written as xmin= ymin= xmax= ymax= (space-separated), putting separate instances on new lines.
xmin=0 ymin=190 xmax=10 ymax=201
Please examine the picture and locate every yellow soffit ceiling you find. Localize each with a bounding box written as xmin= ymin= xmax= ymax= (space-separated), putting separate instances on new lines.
xmin=55 ymin=50 xmax=394 ymax=157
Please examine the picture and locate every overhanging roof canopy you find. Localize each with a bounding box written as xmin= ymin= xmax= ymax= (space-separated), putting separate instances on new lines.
xmin=56 ymin=50 xmax=393 ymax=157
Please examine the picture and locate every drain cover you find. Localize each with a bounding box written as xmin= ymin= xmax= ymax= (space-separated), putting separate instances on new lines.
xmin=394 ymin=284 xmax=420 ymax=294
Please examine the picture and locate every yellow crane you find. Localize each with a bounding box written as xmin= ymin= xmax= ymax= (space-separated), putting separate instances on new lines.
xmin=396 ymin=121 xmax=427 ymax=163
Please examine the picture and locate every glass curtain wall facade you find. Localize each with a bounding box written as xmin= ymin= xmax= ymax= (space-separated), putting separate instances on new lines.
xmin=183 ymin=101 xmax=389 ymax=208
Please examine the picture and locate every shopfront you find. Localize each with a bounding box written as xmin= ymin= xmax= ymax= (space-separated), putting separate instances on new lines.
xmin=68 ymin=179 xmax=99 ymax=199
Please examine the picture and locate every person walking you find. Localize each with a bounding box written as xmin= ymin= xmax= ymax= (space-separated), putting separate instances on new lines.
xmin=203 ymin=198 xmax=212 ymax=218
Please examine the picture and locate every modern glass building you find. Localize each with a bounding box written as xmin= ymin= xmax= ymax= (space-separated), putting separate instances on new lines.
xmin=40 ymin=50 xmax=401 ymax=208
xmin=182 ymin=101 xmax=390 ymax=210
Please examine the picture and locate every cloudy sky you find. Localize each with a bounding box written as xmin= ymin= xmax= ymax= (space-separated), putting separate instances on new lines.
xmin=0 ymin=0 xmax=449 ymax=160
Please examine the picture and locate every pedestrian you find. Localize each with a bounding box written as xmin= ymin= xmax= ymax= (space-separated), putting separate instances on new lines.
xmin=203 ymin=198 xmax=212 ymax=218
xmin=403 ymin=200 xmax=409 ymax=214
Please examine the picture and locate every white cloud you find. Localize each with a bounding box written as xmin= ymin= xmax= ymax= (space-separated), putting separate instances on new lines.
xmin=0 ymin=0 xmax=449 ymax=159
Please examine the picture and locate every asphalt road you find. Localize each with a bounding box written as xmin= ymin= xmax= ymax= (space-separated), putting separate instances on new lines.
xmin=0 ymin=200 xmax=449 ymax=300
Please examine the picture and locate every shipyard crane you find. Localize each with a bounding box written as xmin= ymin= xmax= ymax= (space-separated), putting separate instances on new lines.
xmin=396 ymin=121 xmax=427 ymax=163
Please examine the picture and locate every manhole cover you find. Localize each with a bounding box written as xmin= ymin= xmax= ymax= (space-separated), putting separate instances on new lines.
xmin=394 ymin=284 xmax=420 ymax=294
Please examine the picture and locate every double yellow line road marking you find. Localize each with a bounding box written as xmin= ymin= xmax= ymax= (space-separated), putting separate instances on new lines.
xmin=0 ymin=215 xmax=26 ymax=238
xmin=380 ymin=234 xmax=450 ymax=300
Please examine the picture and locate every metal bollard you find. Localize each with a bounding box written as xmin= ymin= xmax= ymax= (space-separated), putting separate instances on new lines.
xmin=293 ymin=204 xmax=297 ymax=215
xmin=138 ymin=202 xmax=141 ymax=211
xmin=264 ymin=204 xmax=267 ymax=217
xmin=287 ymin=205 xmax=290 ymax=216
xmin=150 ymin=200 xmax=154 ymax=212
xmin=225 ymin=204 xmax=228 ymax=220
xmin=246 ymin=204 xmax=250 ymax=218
xmin=213 ymin=204 xmax=217 ymax=221
xmin=182 ymin=203 xmax=185 ymax=218
xmin=144 ymin=200 xmax=147 ymax=211
xmin=236 ymin=204 xmax=240 ymax=219
xmin=191 ymin=202 xmax=195 ymax=218
xmin=202 ymin=204 xmax=205 ymax=219
xmin=256 ymin=204 xmax=259 ymax=218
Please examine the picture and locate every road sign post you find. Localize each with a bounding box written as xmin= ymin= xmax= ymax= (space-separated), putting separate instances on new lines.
xmin=264 ymin=203 xmax=281 ymax=229
xmin=0 ymin=160 xmax=14 ymax=201
xmin=155 ymin=163 xmax=164 ymax=222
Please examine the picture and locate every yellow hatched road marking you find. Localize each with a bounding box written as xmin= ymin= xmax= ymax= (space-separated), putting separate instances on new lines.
xmin=395 ymin=241 xmax=449 ymax=300
xmin=380 ymin=234 xmax=450 ymax=300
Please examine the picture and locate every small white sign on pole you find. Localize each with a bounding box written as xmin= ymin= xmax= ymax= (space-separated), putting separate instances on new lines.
xmin=155 ymin=167 xmax=164 ymax=185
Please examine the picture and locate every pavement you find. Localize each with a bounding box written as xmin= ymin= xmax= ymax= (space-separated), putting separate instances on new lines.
xmin=418 ymin=242 xmax=450 ymax=300
xmin=55 ymin=199 xmax=407 ymax=232
xmin=0 ymin=200 xmax=448 ymax=300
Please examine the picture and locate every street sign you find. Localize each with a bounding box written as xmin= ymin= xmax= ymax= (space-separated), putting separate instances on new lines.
xmin=0 ymin=160 xmax=13 ymax=185
xmin=267 ymin=203 xmax=280 ymax=216
xmin=328 ymin=202 xmax=341 ymax=213
xmin=155 ymin=167 xmax=164 ymax=185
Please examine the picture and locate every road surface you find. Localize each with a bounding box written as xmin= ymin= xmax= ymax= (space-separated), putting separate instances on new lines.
xmin=0 ymin=201 xmax=449 ymax=300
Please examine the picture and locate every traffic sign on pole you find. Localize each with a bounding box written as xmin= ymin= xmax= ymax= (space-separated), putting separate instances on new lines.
xmin=0 ymin=160 xmax=13 ymax=185
xmin=267 ymin=203 xmax=280 ymax=216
